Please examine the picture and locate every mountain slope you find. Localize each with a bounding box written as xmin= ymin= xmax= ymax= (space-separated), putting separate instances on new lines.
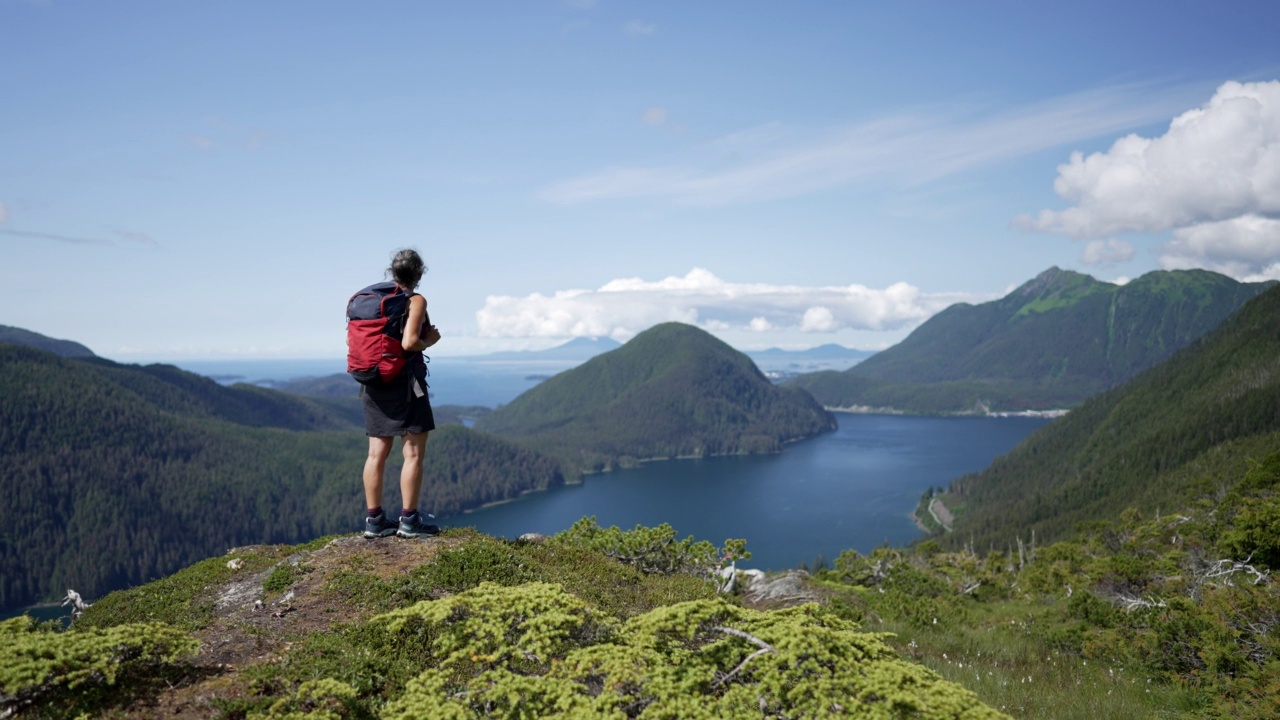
xmin=934 ymin=282 xmax=1280 ymax=550
xmin=789 ymin=267 xmax=1274 ymax=413
xmin=0 ymin=343 xmax=564 ymax=612
xmin=478 ymin=336 xmax=622 ymax=361
xmin=0 ymin=324 xmax=96 ymax=358
xmin=476 ymin=322 xmax=836 ymax=470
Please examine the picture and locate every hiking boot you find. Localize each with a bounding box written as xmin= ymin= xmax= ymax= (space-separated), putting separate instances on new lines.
xmin=363 ymin=512 xmax=398 ymax=539
xmin=397 ymin=513 xmax=440 ymax=538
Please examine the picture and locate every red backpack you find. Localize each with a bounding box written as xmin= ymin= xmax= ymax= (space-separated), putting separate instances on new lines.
xmin=346 ymin=282 xmax=412 ymax=384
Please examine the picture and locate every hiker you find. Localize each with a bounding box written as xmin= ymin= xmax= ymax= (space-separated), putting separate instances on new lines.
xmin=349 ymin=248 xmax=442 ymax=538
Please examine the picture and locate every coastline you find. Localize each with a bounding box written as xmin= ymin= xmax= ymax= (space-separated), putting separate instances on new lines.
xmin=828 ymin=405 xmax=1070 ymax=419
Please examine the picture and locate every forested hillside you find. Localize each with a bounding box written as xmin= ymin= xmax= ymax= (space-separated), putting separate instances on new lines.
xmin=0 ymin=324 xmax=96 ymax=358
xmin=475 ymin=322 xmax=836 ymax=471
xmin=789 ymin=267 xmax=1273 ymax=413
xmin=931 ymin=282 xmax=1280 ymax=551
xmin=0 ymin=343 xmax=564 ymax=613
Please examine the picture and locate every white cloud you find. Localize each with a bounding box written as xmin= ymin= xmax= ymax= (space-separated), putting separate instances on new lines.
xmin=539 ymin=81 xmax=1202 ymax=207
xmin=0 ymin=201 xmax=8 ymax=224
xmin=1160 ymin=214 xmax=1280 ymax=280
xmin=800 ymin=307 xmax=837 ymax=332
xmin=625 ymin=20 xmax=656 ymax=36
xmin=475 ymin=268 xmax=986 ymax=340
xmin=1018 ymin=80 xmax=1280 ymax=279
xmin=1081 ymin=239 xmax=1135 ymax=266
xmin=641 ymin=106 xmax=667 ymax=126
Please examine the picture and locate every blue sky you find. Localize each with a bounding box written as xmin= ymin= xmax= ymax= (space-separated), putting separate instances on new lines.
xmin=3 ymin=1 xmax=1279 ymax=359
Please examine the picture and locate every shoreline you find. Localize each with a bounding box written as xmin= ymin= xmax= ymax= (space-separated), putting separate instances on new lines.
xmin=829 ymin=405 xmax=1070 ymax=419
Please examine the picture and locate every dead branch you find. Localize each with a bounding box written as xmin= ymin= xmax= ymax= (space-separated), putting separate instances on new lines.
xmin=712 ymin=626 xmax=776 ymax=689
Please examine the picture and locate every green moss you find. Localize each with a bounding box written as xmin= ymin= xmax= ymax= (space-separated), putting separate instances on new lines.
xmin=76 ymin=547 xmax=289 ymax=631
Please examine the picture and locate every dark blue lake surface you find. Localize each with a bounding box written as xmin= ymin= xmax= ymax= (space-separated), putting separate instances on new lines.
xmin=454 ymin=413 xmax=1050 ymax=571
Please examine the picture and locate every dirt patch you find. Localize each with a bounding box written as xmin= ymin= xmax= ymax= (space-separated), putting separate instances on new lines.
xmin=194 ymin=534 xmax=464 ymax=667
xmin=119 ymin=533 xmax=464 ymax=719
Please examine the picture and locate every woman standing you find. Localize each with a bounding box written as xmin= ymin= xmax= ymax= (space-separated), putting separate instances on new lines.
xmin=356 ymin=248 xmax=442 ymax=538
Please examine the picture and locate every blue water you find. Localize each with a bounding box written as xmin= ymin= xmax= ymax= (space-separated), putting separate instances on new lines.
xmin=456 ymin=414 xmax=1049 ymax=570
xmin=171 ymin=357 xmax=579 ymax=407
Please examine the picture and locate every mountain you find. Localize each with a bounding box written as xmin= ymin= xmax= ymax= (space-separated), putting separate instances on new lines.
xmin=475 ymin=322 xmax=837 ymax=471
xmin=931 ymin=281 xmax=1280 ymax=551
xmin=746 ymin=344 xmax=876 ymax=378
xmin=476 ymin=336 xmax=623 ymax=361
xmin=0 ymin=324 xmax=96 ymax=358
xmin=747 ymin=343 xmax=874 ymax=364
xmin=0 ymin=342 xmax=564 ymax=613
xmin=788 ymin=267 xmax=1274 ymax=413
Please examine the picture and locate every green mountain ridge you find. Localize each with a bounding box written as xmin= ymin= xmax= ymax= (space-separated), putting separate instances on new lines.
xmin=0 ymin=342 xmax=564 ymax=613
xmin=789 ymin=267 xmax=1274 ymax=413
xmin=0 ymin=324 xmax=96 ymax=358
xmin=931 ymin=280 xmax=1280 ymax=551
xmin=476 ymin=322 xmax=837 ymax=470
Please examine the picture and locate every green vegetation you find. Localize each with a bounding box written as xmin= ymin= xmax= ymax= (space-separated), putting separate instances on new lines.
xmin=15 ymin=456 xmax=1280 ymax=720
xmin=789 ymin=267 xmax=1274 ymax=413
xmin=557 ymin=516 xmax=749 ymax=575
xmin=375 ymin=583 xmax=1003 ymax=720
xmin=0 ymin=615 xmax=198 ymax=717
xmin=0 ymin=343 xmax=565 ymax=614
xmin=477 ymin=322 xmax=836 ymax=471
xmin=76 ymin=546 xmax=298 ymax=631
xmin=17 ymin=522 xmax=1013 ymax=719
xmin=934 ymin=282 xmax=1280 ymax=551
xmin=816 ymin=448 xmax=1280 ymax=718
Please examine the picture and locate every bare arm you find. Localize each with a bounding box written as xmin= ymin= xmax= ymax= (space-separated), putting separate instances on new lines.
xmin=401 ymin=295 xmax=441 ymax=352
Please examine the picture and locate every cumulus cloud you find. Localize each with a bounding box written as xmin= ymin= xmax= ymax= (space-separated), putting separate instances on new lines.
xmin=800 ymin=307 xmax=838 ymax=332
xmin=1018 ymin=80 xmax=1280 ymax=278
xmin=540 ymin=81 xmax=1201 ymax=207
xmin=641 ymin=106 xmax=668 ymax=126
xmin=625 ymin=20 xmax=656 ymax=35
xmin=1160 ymin=215 xmax=1280 ymax=280
xmin=1081 ymin=239 xmax=1135 ymax=266
xmin=475 ymin=268 xmax=985 ymax=340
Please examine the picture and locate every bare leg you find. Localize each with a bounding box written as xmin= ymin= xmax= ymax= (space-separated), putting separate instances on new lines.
xmin=364 ymin=436 xmax=394 ymax=510
xmin=400 ymin=430 xmax=429 ymax=512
